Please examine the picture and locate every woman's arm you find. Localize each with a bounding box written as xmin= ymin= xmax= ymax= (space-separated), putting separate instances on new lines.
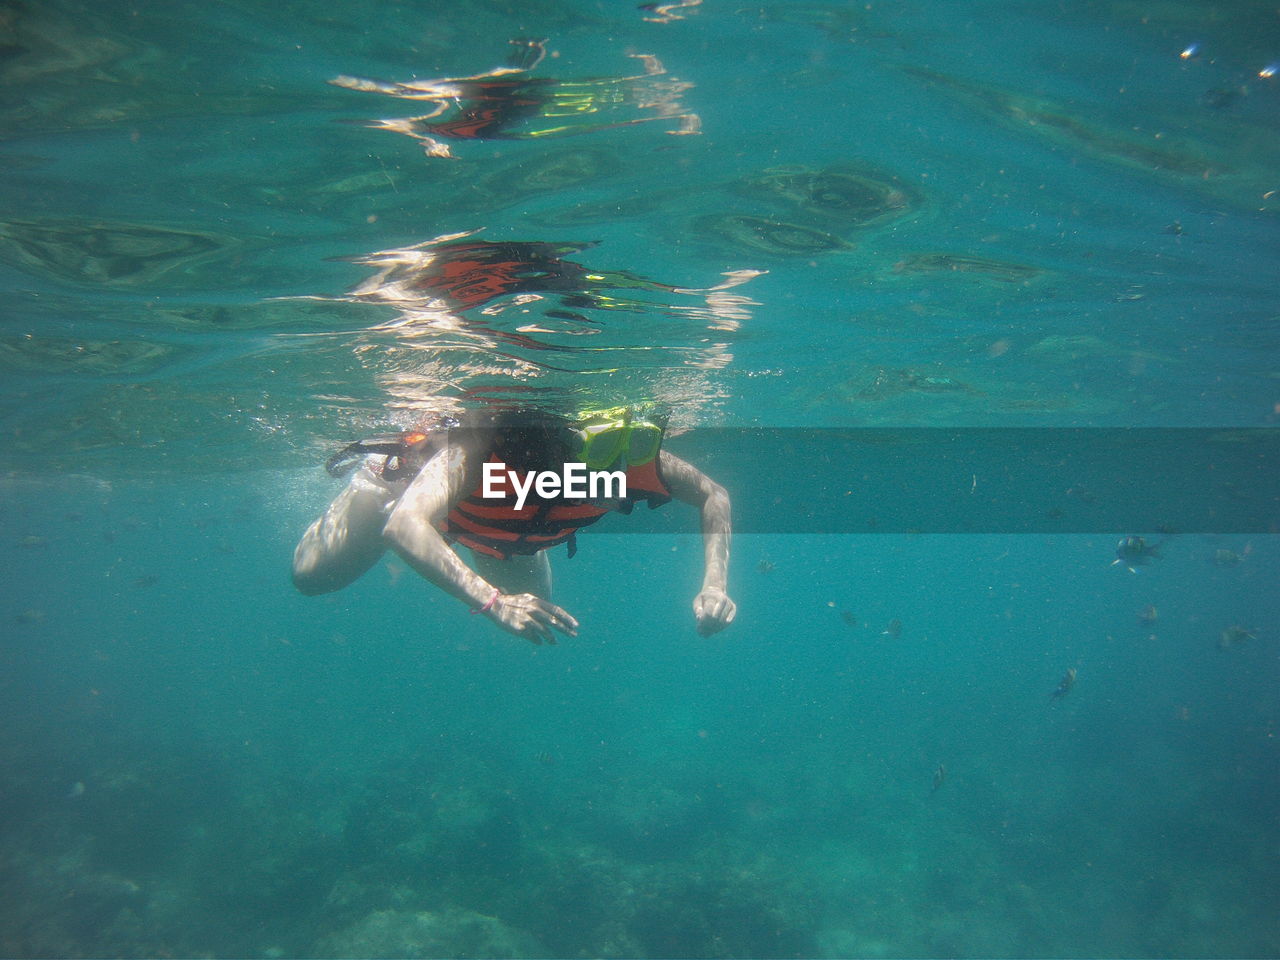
xmin=659 ymin=450 xmax=736 ymax=635
xmin=383 ymin=443 xmax=578 ymax=644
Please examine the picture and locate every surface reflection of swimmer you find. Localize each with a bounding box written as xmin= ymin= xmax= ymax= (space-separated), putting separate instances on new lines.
xmin=353 ymin=236 xmax=681 ymax=315
xmin=330 ymin=38 xmax=700 ymax=158
xmin=340 ymin=231 xmax=757 ymax=362
xmin=293 ymin=407 xmax=736 ymax=644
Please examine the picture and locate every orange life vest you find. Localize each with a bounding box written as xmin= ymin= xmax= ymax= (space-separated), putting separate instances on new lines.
xmin=440 ymin=456 xmax=671 ymax=559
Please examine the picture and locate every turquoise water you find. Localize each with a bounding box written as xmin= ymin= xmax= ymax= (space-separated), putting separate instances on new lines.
xmin=2 ymin=1 xmax=1278 ymax=957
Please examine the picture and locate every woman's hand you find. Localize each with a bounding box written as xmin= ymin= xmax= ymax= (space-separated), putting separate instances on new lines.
xmin=693 ymin=586 xmax=736 ymax=636
xmin=489 ymin=593 xmax=579 ymax=645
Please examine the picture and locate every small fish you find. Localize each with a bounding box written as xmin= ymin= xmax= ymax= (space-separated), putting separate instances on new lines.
xmin=1113 ymin=536 xmax=1159 ymax=572
xmin=533 ymin=750 xmax=556 ymax=766
xmin=14 ymin=609 xmax=44 ymax=625
xmin=756 ymin=560 xmax=775 ymax=574
xmin=67 ymin=781 xmax=85 ymax=799
xmin=1179 ymin=43 xmax=1201 ymax=60
xmin=882 ymin=618 xmax=902 ymax=639
xmin=1138 ymin=604 xmax=1159 ymax=625
xmin=1065 ymin=485 xmax=1097 ymax=504
xmin=931 ymin=763 xmax=946 ymax=793
xmin=1199 ymin=86 xmax=1246 ymax=110
xmin=1050 ymin=667 xmax=1077 ymax=700
xmin=1211 ymin=548 xmax=1242 ymax=567
xmin=1217 ymin=625 xmax=1258 ymax=650
xmin=1260 ymin=62 xmax=1277 ymax=79
xmin=131 ymin=575 xmax=160 ymax=589
xmin=840 ymin=610 xmax=857 ymax=627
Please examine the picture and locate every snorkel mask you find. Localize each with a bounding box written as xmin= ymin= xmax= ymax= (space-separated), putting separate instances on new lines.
xmin=571 ymin=406 xmax=664 ymax=471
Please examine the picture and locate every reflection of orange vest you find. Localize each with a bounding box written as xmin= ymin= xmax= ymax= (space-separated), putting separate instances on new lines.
xmin=424 ymin=78 xmax=551 ymax=141
xmin=441 ymin=457 xmax=671 ymax=559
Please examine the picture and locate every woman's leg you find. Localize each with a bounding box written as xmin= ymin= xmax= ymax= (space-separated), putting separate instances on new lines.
xmin=292 ymin=471 xmax=397 ymax=595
